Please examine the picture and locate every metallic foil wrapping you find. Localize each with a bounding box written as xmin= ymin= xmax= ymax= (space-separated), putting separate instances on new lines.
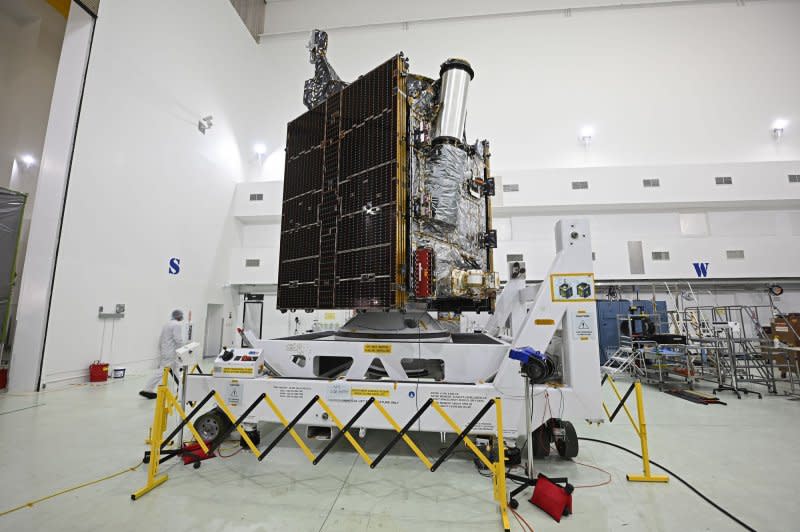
xmin=302 ymin=29 xmax=347 ymax=110
xmin=409 ymin=76 xmax=491 ymax=300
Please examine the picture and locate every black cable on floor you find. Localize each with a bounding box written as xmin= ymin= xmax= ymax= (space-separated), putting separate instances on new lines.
xmin=578 ymin=437 xmax=756 ymax=532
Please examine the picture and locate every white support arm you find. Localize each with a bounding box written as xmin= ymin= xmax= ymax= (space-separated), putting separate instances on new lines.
xmin=492 ymin=220 xmax=603 ymax=422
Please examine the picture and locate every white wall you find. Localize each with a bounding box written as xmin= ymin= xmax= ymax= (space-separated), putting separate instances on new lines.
xmin=495 ymin=209 xmax=800 ymax=281
xmin=497 ymin=162 xmax=800 ymax=211
xmin=253 ymin=0 xmax=800 ymax=178
xmin=38 ymin=0 xmax=272 ymax=385
xmin=8 ymin=2 xmax=93 ymax=392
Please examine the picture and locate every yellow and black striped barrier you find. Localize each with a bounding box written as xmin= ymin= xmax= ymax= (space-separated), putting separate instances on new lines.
xmin=132 ymin=369 xmax=512 ymax=531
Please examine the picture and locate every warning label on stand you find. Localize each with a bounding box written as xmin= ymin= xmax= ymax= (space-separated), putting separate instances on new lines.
xmin=351 ymin=388 xmax=390 ymax=398
xmin=364 ymin=344 xmax=392 ymax=354
xmin=222 ymin=367 xmax=255 ymax=375
xmin=273 ymin=383 xmax=313 ymax=400
xmin=226 ymin=380 xmax=241 ymax=406
xmin=571 ymin=309 xmax=595 ymax=341
xmin=428 ymin=391 xmax=494 ymax=432
xmin=326 ymin=381 xmax=351 ymax=401
xmin=429 ymin=390 xmax=487 ymax=410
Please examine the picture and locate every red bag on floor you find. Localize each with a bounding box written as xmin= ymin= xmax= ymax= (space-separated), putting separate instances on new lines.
xmin=529 ymin=473 xmax=574 ymax=522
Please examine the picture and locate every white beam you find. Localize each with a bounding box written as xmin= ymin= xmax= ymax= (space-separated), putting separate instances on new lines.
xmin=8 ymin=4 xmax=93 ymax=392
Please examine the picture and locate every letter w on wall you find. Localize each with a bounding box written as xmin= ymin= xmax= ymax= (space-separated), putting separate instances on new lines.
xmin=692 ymin=262 xmax=709 ymax=278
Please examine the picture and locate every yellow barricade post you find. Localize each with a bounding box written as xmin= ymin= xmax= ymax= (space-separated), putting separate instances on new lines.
xmin=132 ymin=368 xmax=210 ymax=499
xmin=601 ymin=376 xmax=668 ymax=483
xmin=131 ymin=369 xmax=171 ymax=500
xmin=625 ymin=381 xmax=668 ymax=483
xmin=492 ymin=398 xmax=510 ymax=532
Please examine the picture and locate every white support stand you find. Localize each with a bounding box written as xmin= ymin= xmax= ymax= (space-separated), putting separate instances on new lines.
xmin=492 ymin=219 xmax=603 ymax=424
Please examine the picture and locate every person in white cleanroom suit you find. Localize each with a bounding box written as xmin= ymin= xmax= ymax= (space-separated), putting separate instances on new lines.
xmin=139 ymin=309 xmax=185 ymax=399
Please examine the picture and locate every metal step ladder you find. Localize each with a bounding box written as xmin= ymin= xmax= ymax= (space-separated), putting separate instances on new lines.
xmin=601 ymin=346 xmax=644 ymax=377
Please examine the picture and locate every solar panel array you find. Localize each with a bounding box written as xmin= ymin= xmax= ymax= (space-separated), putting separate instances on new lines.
xmin=277 ymin=56 xmax=405 ymax=310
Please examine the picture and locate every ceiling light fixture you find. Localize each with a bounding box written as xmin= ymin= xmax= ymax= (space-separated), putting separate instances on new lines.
xmin=579 ymin=125 xmax=594 ymax=147
xmin=772 ymin=118 xmax=788 ymax=140
xmin=20 ymin=154 xmax=36 ymax=167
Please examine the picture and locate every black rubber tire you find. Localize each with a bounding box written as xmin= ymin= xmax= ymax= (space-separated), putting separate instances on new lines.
xmin=509 ymin=499 xmax=519 ymax=509
xmin=195 ymin=407 xmax=231 ymax=443
xmin=554 ymin=420 xmax=579 ymax=459
xmin=531 ymin=423 xmax=551 ymax=458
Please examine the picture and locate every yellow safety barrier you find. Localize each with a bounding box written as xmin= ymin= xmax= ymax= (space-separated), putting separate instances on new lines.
xmin=132 ymin=376 xmax=512 ymax=531
xmin=601 ymin=375 xmax=668 ymax=483
xmin=132 ymin=368 xmax=210 ymax=500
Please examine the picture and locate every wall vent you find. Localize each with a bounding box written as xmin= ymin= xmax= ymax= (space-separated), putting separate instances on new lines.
xmin=715 ymin=176 xmax=733 ymax=185
xmin=245 ymin=259 xmax=261 ymax=267
xmin=651 ymin=251 xmax=670 ymax=261
xmin=642 ymin=178 xmax=660 ymax=188
xmin=502 ymin=183 xmax=519 ymax=193
xmin=789 ymin=174 xmax=800 ymax=183
xmin=506 ymin=253 xmax=524 ymax=262
xmin=249 ymin=193 xmax=264 ymax=201
xmin=571 ymin=180 xmax=589 ymax=190
xmin=726 ymin=249 xmax=745 ymax=260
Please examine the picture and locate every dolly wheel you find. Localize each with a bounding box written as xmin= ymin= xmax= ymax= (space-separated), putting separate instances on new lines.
xmin=554 ymin=420 xmax=579 ymax=459
xmin=195 ymin=407 xmax=230 ymax=443
xmin=509 ymin=499 xmax=519 ymax=509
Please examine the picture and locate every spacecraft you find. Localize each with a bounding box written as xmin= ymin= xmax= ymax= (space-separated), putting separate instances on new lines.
xmin=277 ymin=32 xmax=498 ymax=312
xmin=183 ymin=35 xmax=602 ymax=474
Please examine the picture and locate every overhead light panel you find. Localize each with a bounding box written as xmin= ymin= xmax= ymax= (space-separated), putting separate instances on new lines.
xmin=773 ymin=118 xmax=788 ymax=140
xmin=20 ymin=154 xmax=36 ymax=167
xmin=579 ymin=125 xmax=594 ymax=147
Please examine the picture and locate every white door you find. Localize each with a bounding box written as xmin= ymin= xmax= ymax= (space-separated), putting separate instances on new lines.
xmin=203 ymin=304 xmax=224 ymax=358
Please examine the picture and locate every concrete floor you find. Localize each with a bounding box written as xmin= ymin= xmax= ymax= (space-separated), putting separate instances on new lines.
xmin=0 ymin=373 xmax=797 ymax=532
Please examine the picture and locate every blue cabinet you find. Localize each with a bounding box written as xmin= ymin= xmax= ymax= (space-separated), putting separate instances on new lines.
xmin=596 ymin=299 xmax=668 ymax=363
